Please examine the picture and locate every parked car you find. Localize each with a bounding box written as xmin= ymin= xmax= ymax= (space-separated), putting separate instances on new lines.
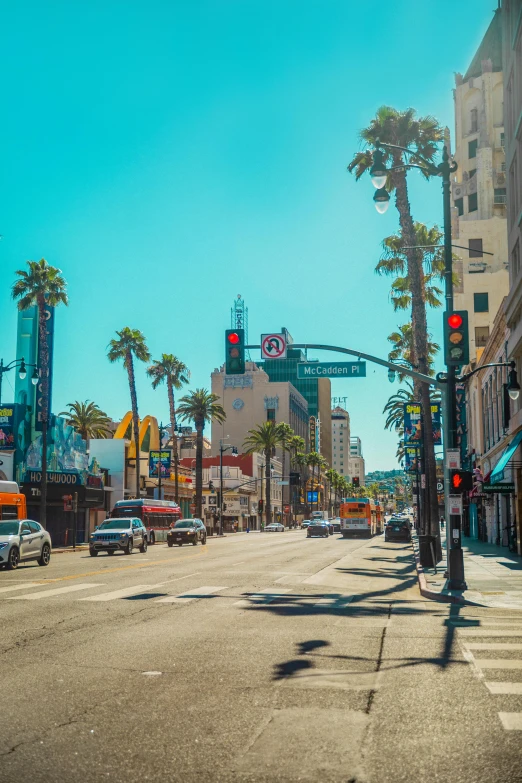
xmin=0 ymin=519 xmax=52 ymax=570
xmin=329 ymin=518 xmax=341 ymax=533
xmin=89 ymin=518 xmax=148 ymax=556
xmin=307 ymin=521 xmax=329 ymax=538
xmin=265 ymin=523 xmax=285 ymax=532
xmin=167 ymin=518 xmax=207 ymax=547
xmin=302 ymin=520 xmax=312 ymax=529
xmin=384 ymin=517 xmax=412 ymax=543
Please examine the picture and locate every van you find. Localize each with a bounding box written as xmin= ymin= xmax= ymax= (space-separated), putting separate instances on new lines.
xmin=0 ymin=481 xmax=27 ymax=521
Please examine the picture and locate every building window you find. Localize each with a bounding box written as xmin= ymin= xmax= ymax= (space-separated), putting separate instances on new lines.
xmin=494 ymin=187 xmax=507 ymax=205
xmin=468 ymin=192 xmax=478 ymax=212
xmin=475 ymin=326 xmax=490 ymax=347
xmin=470 ymin=108 xmax=478 ymax=133
xmin=468 ymin=139 xmax=478 ymax=158
xmin=500 ymin=132 xmax=505 ymax=148
xmin=512 ymin=240 xmax=521 ymax=278
xmin=469 ymin=238 xmax=483 ymax=257
xmin=266 ymin=409 xmax=276 ymax=421
xmin=455 ymin=198 xmax=464 ymax=216
xmin=474 ymin=292 xmax=489 ymax=313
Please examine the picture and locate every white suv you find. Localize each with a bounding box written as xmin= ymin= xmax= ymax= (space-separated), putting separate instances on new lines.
xmin=0 ymin=519 xmax=52 ymax=570
xmin=89 ymin=517 xmax=148 ymax=556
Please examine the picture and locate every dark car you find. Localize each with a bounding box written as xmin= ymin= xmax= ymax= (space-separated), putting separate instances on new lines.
xmin=307 ymin=521 xmax=329 ymax=538
xmin=384 ymin=517 xmax=412 ymax=543
xmin=167 ymin=518 xmax=207 ymax=547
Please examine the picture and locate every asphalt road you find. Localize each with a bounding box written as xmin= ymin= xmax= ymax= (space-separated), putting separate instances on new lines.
xmin=1 ymin=529 xmax=522 ymax=783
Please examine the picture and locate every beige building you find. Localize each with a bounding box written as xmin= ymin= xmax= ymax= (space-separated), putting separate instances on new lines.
xmin=452 ymin=10 xmax=509 ymax=363
xmin=331 ymin=407 xmax=350 ymax=477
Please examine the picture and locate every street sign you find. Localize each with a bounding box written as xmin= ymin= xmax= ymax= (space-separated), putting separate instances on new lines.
xmin=277 ymin=480 xmax=289 ymax=486
xmin=307 ymin=491 xmax=318 ymax=502
xmin=449 ymin=495 xmax=463 ymax=516
xmin=297 ymin=362 xmax=366 ymax=379
xmin=436 ymin=481 xmax=444 ymax=492
xmin=483 ymin=483 xmax=515 ymax=494
xmin=446 ymin=449 xmax=461 ymax=470
xmin=261 ymin=333 xmax=287 ymax=359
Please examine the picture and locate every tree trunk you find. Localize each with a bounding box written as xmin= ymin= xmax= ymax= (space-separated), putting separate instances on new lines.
xmin=195 ymin=421 xmax=203 ymax=519
xmin=126 ymin=354 xmax=141 ymax=499
xmin=167 ymin=380 xmax=179 ymax=504
xmin=37 ymin=298 xmax=48 ymax=527
xmin=393 ymin=168 xmax=439 ymax=538
xmin=265 ymin=448 xmax=272 ymax=526
xmin=281 ymin=447 xmax=287 ymax=521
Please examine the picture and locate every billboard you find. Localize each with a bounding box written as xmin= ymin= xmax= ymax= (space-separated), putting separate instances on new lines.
xmin=404 ymin=446 xmax=419 ymax=473
xmin=0 ymin=406 xmax=15 ymax=450
xmin=149 ymin=449 xmax=172 ymax=478
xmin=403 ymin=402 xmax=442 ymax=446
xmin=307 ymin=491 xmax=318 ymax=503
xmin=35 ymin=303 xmax=55 ymax=431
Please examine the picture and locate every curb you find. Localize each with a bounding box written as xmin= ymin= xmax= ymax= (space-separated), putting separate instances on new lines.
xmin=411 ymin=539 xmax=466 ymax=605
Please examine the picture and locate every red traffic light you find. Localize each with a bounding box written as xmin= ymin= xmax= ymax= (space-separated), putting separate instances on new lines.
xmin=227 ymin=332 xmax=240 ymax=345
xmin=448 ymin=314 xmax=463 ymax=329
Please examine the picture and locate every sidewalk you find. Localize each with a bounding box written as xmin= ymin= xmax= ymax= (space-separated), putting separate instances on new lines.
xmin=412 ymin=528 xmax=522 ymax=609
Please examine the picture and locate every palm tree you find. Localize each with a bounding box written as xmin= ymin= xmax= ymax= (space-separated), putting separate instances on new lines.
xmin=325 ymin=468 xmax=341 ymax=516
xmin=387 ymin=324 xmax=439 ymax=381
xmin=276 ymin=422 xmax=294 ymax=519
xmin=147 ymin=354 xmax=190 ymax=503
xmin=383 ymin=382 xmax=415 ymax=433
xmin=107 ymin=328 xmax=151 ymax=499
xmin=12 ymin=259 xmax=68 ymax=526
xmin=243 ymin=422 xmax=284 ymax=527
xmin=348 ymin=106 xmax=444 ymax=536
xmin=59 ymin=401 xmax=112 ymax=442
xmin=177 ymin=389 xmax=226 ymax=522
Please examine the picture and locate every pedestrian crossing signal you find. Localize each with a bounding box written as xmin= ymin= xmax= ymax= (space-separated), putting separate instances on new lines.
xmin=225 ymin=329 xmax=245 ymax=375
xmin=450 ymin=470 xmax=473 ymax=493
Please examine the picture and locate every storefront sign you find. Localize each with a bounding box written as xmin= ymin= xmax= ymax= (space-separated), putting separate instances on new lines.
xmin=309 ymin=417 xmax=317 ymax=452
xmin=35 ymin=303 xmax=55 ymax=431
xmin=483 ymin=483 xmax=515 ymax=494
xmin=456 ymin=384 xmax=467 ymax=461
xmin=149 ymin=449 xmax=172 ymax=478
xmin=0 ymin=406 xmax=15 ymax=450
xmin=23 ymin=470 xmax=81 ymax=485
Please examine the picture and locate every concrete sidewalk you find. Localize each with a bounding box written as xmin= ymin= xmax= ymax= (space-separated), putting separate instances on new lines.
xmin=412 ymin=528 xmax=522 ymax=609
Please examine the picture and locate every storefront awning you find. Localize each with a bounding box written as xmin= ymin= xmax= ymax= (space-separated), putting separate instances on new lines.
xmin=490 ymin=430 xmax=522 ymax=485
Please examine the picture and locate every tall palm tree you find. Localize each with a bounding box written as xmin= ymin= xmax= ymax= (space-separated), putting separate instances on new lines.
xmin=387 ymin=324 xmax=439 ymax=381
xmin=325 ymin=468 xmax=340 ymax=515
xmin=177 ymin=389 xmax=226 ymax=522
xmin=107 ymin=328 xmax=151 ymax=499
xmin=348 ymin=106 xmax=444 ymax=537
xmin=147 ymin=353 xmax=190 ymax=503
xmin=276 ymin=422 xmax=294 ymax=518
xmin=59 ymin=401 xmax=112 ymax=442
xmin=12 ymin=259 xmax=68 ymax=526
xmin=243 ymin=422 xmax=284 ymax=527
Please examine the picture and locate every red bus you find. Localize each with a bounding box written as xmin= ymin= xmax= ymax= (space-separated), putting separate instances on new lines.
xmin=110 ymin=499 xmax=181 ymax=544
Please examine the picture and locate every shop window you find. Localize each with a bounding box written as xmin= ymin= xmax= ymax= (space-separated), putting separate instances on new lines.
xmin=469 ymin=139 xmax=478 ymax=159
xmin=469 ymin=238 xmax=483 ymax=257
xmin=468 ymin=192 xmax=478 ymax=212
xmin=474 ymin=292 xmax=489 ymax=312
xmin=455 ymin=198 xmax=464 ymax=216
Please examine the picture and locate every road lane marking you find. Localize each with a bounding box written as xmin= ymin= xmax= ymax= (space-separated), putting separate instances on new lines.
xmin=79 ymin=584 xmax=157 ymax=602
xmin=471 ymin=659 xmax=522 ymax=670
xmin=155 ymin=586 xmax=227 ymax=604
xmin=498 ymin=713 xmax=522 ymax=730
xmin=233 ymin=588 xmax=291 ymax=608
xmin=450 ymin=621 xmax=522 ymax=627
xmin=485 ymin=682 xmax=522 ymax=695
xmin=0 ymin=582 xmax=41 ymax=594
xmin=7 ymin=583 xmax=105 ymax=600
xmin=463 ymin=643 xmax=522 ymax=650
xmin=457 ymin=630 xmax=522 ymax=637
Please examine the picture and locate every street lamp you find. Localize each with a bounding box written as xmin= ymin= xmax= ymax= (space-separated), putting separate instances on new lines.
xmin=373 ymin=187 xmax=390 ymax=214
xmin=508 ymin=363 xmax=521 ymax=401
xmin=388 ymin=369 xmax=396 ymax=383
xmin=0 ymin=357 xmax=39 ymax=403
xmin=369 ymin=146 xmax=388 ymax=190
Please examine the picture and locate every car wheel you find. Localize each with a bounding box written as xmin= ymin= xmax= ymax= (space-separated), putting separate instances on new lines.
xmin=89 ymin=549 xmax=98 ymax=557
xmin=125 ymin=538 xmax=133 ymax=555
xmin=7 ymin=547 xmax=19 ymax=570
xmin=38 ymin=543 xmax=51 ymax=566
xmin=168 ymin=541 xmax=173 ymax=548
xmin=139 ymin=537 xmax=148 ymax=553
xmin=202 ymin=535 xmax=207 ymax=545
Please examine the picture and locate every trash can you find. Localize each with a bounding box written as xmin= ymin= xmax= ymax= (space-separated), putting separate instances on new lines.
xmin=418 ymin=535 xmax=437 ymax=568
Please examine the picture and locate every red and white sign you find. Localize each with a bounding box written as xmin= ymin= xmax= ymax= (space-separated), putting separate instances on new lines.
xmin=261 ymin=333 xmax=287 ymax=359
xmin=448 ymin=495 xmax=463 ymax=516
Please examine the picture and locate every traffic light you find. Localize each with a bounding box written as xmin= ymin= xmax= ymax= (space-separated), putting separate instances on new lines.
xmin=290 ymin=472 xmax=300 ymax=486
xmin=449 ymin=469 xmax=473 ymax=493
xmin=353 ymin=477 xmax=360 ymax=487
xmin=444 ymin=311 xmax=469 ymax=366
xmin=258 ymin=499 xmax=264 ymax=513
xmin=225 ymin=329 xmax=245 ymax=375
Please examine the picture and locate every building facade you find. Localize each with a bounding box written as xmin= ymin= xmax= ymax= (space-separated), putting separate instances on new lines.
xmin=452 ymin=10 xmax=509 ymax=363
xmin=349 ymin=436 xmax=365 ymax=484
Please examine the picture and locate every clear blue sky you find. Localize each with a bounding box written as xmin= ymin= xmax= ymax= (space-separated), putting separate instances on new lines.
xmin=0 ymin=0 xmax=496 ymax=471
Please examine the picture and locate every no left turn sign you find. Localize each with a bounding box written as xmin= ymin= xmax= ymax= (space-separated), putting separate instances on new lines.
xmin=261 ymin=333 xmax=287 ymax=359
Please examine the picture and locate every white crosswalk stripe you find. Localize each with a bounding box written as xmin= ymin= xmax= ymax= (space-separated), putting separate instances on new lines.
xmin=457 ymin=630 xmax=522 ymax=637
xmin=485 ymin=682 xmax=522 ymax=695
xmin=7 ymin=583 xmax=105 ymax=600
xmin=0 ymin=582 xmax=41 ymax=595
xmin=79 ymin=584 xmax=157 ymax=602
xmin=155 ymin=586 xmax=227 ymax=604
xmin=234 ymin=588 xmax=291 ymax=608
xmin=463 ymin=643 xmax=522 ymax=651
xmin=498 ymin=713 xmax=522 ymax=730
xmin=469 ymin=659 xmax=522 ymax=670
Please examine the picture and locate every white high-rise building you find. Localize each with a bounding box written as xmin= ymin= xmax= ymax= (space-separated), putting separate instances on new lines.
xmin=331 ymin=407 xmax=350 ymax=477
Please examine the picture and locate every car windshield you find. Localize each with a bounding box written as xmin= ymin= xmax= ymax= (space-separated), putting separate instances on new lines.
xmin=98 ymin=519 xmax=132 ymax=530
xmin=175 ymin=520 xmax=195 ymax=528
xmin=0 ymin=521 xmax=20 ymax=536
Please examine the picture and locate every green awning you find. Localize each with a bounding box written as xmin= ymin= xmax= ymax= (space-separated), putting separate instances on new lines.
xmin=490 ymin=430 xmax=522 ymax=485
